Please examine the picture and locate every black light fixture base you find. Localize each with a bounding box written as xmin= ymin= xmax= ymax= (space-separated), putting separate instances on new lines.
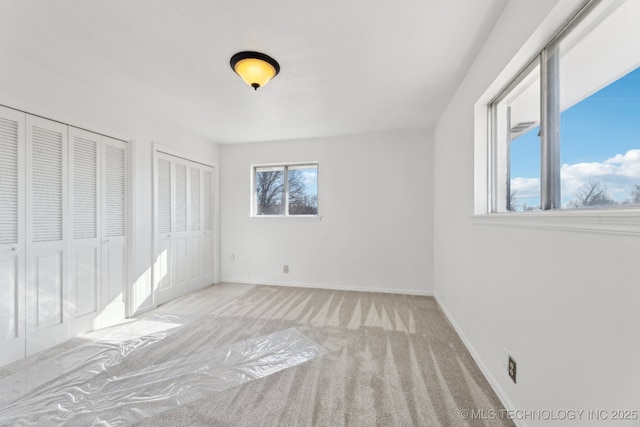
xmin=230 ymin=51 xmax=281 ymax=76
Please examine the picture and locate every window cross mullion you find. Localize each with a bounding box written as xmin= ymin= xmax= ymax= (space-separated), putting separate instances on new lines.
xmin=540 ymin=46 xmax=561 ymax=210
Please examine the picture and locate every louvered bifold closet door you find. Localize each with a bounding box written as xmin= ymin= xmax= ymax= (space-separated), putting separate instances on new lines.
xmin=0 ymin=106 xmax=26 ymax=366
xmin=101 ymin=137 xmax=127 ymax=327
xmin=68 ymin=128 xmax=101 ymax=336
xmin=25 ymin=115 xmax=69 ymax=355
xmin=154 ymin=153 xmax=215 ymax=305
xmin=201 ymin=166 xmax=214 ymax=283
xmin=154 ymin=153 xmax=174 ymax=304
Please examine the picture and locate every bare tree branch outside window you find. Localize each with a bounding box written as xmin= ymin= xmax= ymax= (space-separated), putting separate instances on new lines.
xmin=631 ymin=183 xmax=640 ymax=204
xmin=568 ymin=179 xmax=616 ymax=208
xmin=254 ymin=165 xmax=318 ymax=216
xmin=255 ymin=168 xmax=284 ymax=215
xmin=288 ymin=168 xmax=318 ymax=215
xmin=508 ymin=188 xmax=518 ymax=211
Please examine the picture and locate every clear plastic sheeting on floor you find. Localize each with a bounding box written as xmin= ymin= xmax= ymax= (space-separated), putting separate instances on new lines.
xmin=0 ymin=315 xmax=185 ymax=405
xmin=0 ymin=327 xmax=327 ymax=426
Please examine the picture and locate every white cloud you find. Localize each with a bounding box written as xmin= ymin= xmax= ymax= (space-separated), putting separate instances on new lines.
xmin=604 ymin=149 xmax=640 ymax=165
xmin=511 ymin=149 xmax=640 ymax=206
xmin=560 ymin=149 xmax=640 ymax=203
xmin=510 ymin=177 xmax=540 ymax=199
xmin=301 ymin=170 xmax=317 ymax=187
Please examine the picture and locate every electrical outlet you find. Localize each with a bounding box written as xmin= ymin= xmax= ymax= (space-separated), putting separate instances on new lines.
xmin=508 ymin=356 xmax=517 ymax=384
xmin=283 ymin=265 xmax=289 ymax=274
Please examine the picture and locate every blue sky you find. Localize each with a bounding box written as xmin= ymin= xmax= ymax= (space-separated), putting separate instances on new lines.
xmin=510 ymin=66 xmax=640 ymax=209
xmin=293 ymin=166 xmax=318 ymax=196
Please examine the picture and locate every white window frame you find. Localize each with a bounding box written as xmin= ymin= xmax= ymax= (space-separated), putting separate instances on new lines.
xmin=473 ymin=0 xmax=640 ymax=236
xmin=251 ymin=163 xmax=319 ymax=218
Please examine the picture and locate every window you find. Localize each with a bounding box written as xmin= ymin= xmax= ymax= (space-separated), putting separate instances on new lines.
xmin=490 ymin=0 xmax=640 ymax=212
xmin=253 ymin=164 xmax=318 ymax=216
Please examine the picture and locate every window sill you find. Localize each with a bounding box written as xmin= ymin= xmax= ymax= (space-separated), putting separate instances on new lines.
xmin=250 ymin=215 xmax=322 ymax=221
xmin=472 ymin=209 xmax=640 ymax=236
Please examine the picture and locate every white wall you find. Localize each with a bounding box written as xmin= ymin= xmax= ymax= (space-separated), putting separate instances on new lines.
xmin=220 ymin=130 xmax=433 ymax=295
xmin=434 ymin=1 xmax=640 ymax=425
xmin=0 ymin=47 xmax=221 ymax=316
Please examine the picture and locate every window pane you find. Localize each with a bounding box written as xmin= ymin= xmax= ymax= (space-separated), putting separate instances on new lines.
xmin=558 ymin=1 xmax=640 ymax=208
xmin=255 ymin=167 xmax=285 ymax=215
xmin=510 ymin=124 xmax=541 ymax=211
xmin=288 ymin=165 xmax=318 ymax=215
xmin=494 ymin=62 xmax=541 ymax=212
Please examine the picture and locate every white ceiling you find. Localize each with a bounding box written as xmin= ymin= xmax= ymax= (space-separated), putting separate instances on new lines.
xmin=0 ymin=0 xmax=507 ymax=144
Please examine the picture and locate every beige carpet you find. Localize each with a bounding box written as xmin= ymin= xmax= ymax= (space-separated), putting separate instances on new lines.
xmin=0 ymin=284 xmax=514 ymax=426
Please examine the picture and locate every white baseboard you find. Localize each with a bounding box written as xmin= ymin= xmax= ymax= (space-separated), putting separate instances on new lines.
xmin=221 ymin=279 xmax=434 ymax=296
xmin=434 ymin=294 xmax=526 ymax=427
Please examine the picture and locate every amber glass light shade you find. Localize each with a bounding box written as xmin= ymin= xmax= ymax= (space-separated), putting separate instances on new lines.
xmin=230 ymin=51 xmax=280 ymax=90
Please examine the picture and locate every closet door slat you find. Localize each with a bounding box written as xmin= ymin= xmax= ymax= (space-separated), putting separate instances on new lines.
xmin=72 ymin=136 xmax=98 ymax=240
xmin=157 ymin=158 xmax=172 ymax=234
xmin=31 ymin=126 xmax=63 ymax=243
xmin=105 ymin=145 xmax=126 ymax=238
xmin=0 ymin=117 xmax=19 ymax=245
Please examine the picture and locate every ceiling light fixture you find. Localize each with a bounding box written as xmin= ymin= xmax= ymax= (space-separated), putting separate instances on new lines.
xmin=230 ymin=51 xmax=280 ymax=90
